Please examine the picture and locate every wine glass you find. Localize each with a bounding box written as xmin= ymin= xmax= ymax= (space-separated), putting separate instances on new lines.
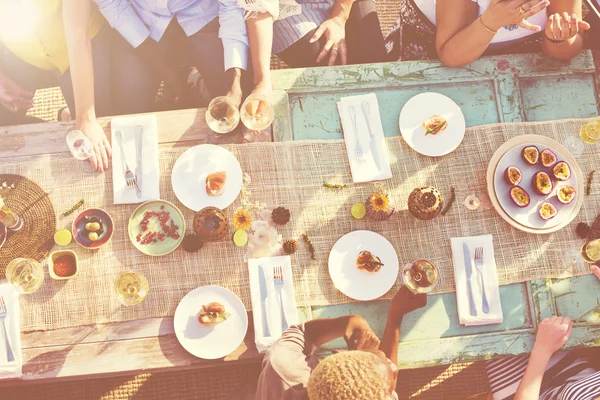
xmin=401 ymin=260 xmax=439 ymax=294
xmin=205 ymin=96 xmax=240 ymax=134
xmin=561 ymin=136 xmax=585 ymax=158
xmin=240 ymin=94 xmax=274 ymax=131
xmin=5 ymin=258 xmax=44 ymax=294
xmin=581 ymin=239 xmax=600 ymax=264
xmin=114 ymin=271 xmax=149 ymax=306
xmin=579 ymin=120 xmax=600 ymax=144
xmin=66 ymin=130 xmax=94 ymax=161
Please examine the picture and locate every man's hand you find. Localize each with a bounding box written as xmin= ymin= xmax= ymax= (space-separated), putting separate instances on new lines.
xmin=390 ymin=286 xmax=427 ymax=318
xmin=0 ymin=75 xmax=33 ymax=113
xmin=310 ymin=16 xmax=348 ymax=66
xmin=545 ymin=12 xmax=590 ymax=41
xmin=79 ymin=118 xmax=111 ymax=172
xmin=532 ymin=316 xmax=572 ymax=357
xmin=344 ymin=315 xmax=380 ymax=350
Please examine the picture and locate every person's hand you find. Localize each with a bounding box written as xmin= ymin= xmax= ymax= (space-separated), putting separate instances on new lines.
xmin=390 ymin=286 xmax=427 ymax=317
xmin=344 ymin=315 xmax=381 ymax=350
xmin=309 ymin=16 xmax=347 ymax=66
xmin=544 ymin=12 xmax=590 ymax=41
xmin=532 ymin=316 xmax=572 ymax=357
xmin=0 ymin=75 xmax=33 ymax=113
xmin=481 ymin=0 xmax=550 ymax=32
xmin=79 ymin=118 xmax=111 ymax=172
xmin=592 ymin=265 xmax=600 ymax=281
xmin=162 ymin=66 xmax=185 ymax=105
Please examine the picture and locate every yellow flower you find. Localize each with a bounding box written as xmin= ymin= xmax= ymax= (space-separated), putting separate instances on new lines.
xmin=232 ymin=208 xmax=253 ymax=231
xmin=369 ymin=193 xmax=389 ymax=212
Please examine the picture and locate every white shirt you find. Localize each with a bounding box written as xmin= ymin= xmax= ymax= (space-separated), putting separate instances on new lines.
xmin=414 ymin=0 xmax=548 ymax=44
xmin=94 ymin=0 xmax=248 ymax=70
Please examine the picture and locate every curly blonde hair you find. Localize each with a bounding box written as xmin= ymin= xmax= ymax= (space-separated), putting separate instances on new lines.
xmin=307 ymin=351 xmax=391 ymax=400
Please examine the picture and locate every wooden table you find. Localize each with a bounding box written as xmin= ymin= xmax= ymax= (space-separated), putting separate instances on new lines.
xmin=1 ymin=51 xmax=599 ymax=383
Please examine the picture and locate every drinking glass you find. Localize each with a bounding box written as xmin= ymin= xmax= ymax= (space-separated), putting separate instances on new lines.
xmin=66 ymin=130 xmax=94 ymax=161
xmin=205 ymin=96 xmax=240 ymax=134
xmin=581 ymin=239 xmax=600 ymax=264
xmin=5 ymin=258 xmax=44 ymax=294
xmin=401 ymin=260 xmax=439 ymax=294
xmin=114 ymin=271 xmax=149 ymax=306
xmin=240 ymin=94 xmax=274 ymax=131
xmin=561 ymin=136 xmax=585 ymax=158
xmin=579 ymin=120 xmax=600 ymax=144
xmin=0 ymin=196 xmax=23 ymax=231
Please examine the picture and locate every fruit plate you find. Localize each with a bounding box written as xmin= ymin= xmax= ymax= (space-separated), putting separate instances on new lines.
xmin=487 ymin=134 xmax=583 ymax=234
xmin=328 ymin=230 xmax=399 ymax=301
xmin=174 ymin=285 xmax=248 ymax=360
xmin=399 ymin=92 xmax=466 ymax=157
xmin=72 ymin=208 xmax=114 ymax=249
xmin=128 ymin=200 xmax=185 ymax=256
xmin=171 ymin=144 xmax=243 ymax=212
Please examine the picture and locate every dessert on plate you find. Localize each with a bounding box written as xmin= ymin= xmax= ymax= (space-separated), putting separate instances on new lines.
xmin=198 ymin=302 xmax=231 ymax=326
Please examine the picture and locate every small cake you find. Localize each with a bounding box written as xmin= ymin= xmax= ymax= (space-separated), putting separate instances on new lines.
xmin=193 ymin=206 xmax=229 ymax=242
xmin=408 ymin=186 xmax=444 ymax=220
xmin=206 ymin=171 xmax=227 ymax=197
xmin=198 ymin=302 xmax=231 ymax=326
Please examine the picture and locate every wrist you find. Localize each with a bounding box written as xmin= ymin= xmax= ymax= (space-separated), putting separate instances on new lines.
xmin=480 ymin=11 xmax=501 ymax=32
xmin=530 ymin=344 xmax=553 ymax=363
xmin=329 ymin=13 xmax=348 ymax=26
xmin=76 ymin=110 xmax=96 ymax=127
xmin=387 ymin=306 xmax=405 ymax=326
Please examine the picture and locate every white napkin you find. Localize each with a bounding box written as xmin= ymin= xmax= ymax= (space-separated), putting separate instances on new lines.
xmin=450 ymin=235 xmax=503 ymax=326
xmin=111 ymin=115 xmax=160 ymax=205
xmin=248 ymin=256 xmax=298 ymax=353
xmin=337 ymin=93 xmax=392 ymax=183
xmin=0 ymin=284 xmax=22 ymax=380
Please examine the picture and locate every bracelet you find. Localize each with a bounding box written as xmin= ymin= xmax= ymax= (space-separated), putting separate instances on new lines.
xmin=544 ymin=34 xmax=566 ymax=45
xmin=478 ymin=16 xmax=498 ymax=34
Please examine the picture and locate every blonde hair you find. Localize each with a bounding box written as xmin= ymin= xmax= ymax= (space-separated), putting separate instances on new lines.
xmin=307 ymin=351 xmax=391 ymax=400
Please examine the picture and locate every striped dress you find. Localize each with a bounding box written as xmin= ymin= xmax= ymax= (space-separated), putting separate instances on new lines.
xmin=486 ymin=351 xmax=600 ymax=400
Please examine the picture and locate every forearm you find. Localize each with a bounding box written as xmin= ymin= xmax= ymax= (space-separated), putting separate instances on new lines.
xmin=304 ymin=315 xmax=358 ymax=347
xmin=246 ymin=13 xmax=273 ymax=86
xmin=514 ymin=348 xmax=551 ymax=400
xmin=330 ymin=0 xmax=354 ymax=22
xmin=437 ymin=18 xmax=495 ymax=67
xmin=541 ymin=33 xmax=584 ymax=60
xmin=379 ymin=311 xmax=403 ymax=363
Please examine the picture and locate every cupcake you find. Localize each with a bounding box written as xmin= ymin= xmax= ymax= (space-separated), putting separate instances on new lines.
xmin=193 ymin=207 xmax=229 ymax=242
xmin=408 ymin=186 xmax=444 ymax=220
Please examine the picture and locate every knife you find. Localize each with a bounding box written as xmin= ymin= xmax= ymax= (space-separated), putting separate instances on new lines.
xmin=135 ymin=125 xmax=143 ymax=199
xmin=361 ymin=101 xmax=382 ymax=172
xmin=463 ymin=243 xmax=478 ymax=317
xmin=258 ymin=264 xmax=270 ymax=337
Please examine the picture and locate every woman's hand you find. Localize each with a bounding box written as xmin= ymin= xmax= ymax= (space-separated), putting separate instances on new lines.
xmin=390 ymin=286 xmax=427 ymax=318
xmin=0 ymin=75 xmax=33 ymax=113
xmin=532 ymin=316 xmax=572 ymax=357
xmin=544 ymin=12 xmax=590 ymax=41
xmin=310 ymin=16 xmax=347 ymax=66
xmin=481 ymin=0 xmax=550 ymax=32
xmin=344 ymin=315 xmax=380 ymax=350
xmin=79 ymin=118 xmax=111 ymax=172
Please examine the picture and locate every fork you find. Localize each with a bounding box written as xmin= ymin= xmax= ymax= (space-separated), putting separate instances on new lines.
xmin=474 ymin=247 xmax=490 ymax=314
xmin=115 ymin=131 xmax=140 ymax=193
xmin=273 ymin=266 xmax=288 ymax=330
xmin=348 ymin=105 xmax=365 ymax=164
xmin=0 ymin=296 xmax=15 ymax=362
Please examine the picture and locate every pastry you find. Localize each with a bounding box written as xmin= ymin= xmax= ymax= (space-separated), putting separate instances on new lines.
xmin=407 ymin=186 xmax=444 ymax=220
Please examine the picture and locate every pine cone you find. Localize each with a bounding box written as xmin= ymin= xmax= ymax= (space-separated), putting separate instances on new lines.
xmin=271 ymin=207 xmax=291 ymax=225
xmin=283 ymin=239 xmax=298 ymax=254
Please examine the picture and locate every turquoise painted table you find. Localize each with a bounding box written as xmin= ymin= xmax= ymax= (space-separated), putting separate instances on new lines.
xmin=271 ymin=50 xmax=600 ymax=367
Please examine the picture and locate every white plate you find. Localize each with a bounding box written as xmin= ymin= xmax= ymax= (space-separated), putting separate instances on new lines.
xmin=493 ymin=143 xmax=579 ymax=229
xmin=174 ymin=285 xmax=248 ymax=360
xmin=171 ymin=144 xmax=243 ymax=211
xmin=399 ymin=92 xmax=466 ymax=157
xmin=328 ymin=231 xmax=399 ymax=301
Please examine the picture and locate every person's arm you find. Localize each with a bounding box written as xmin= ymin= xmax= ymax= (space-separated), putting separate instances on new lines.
xmin=541 ymin=0 xmax=590 ymax=61
xmin=246 ymin=13 xmax=274 ymax=96
xmin=514 ymin=316 xmax=573 ymax=400
xmin=379 ymin=286 xmax=427 ymax=389
xmin=436 ymin=0 xmax=549 ymax=67
xmin=219 ymin=0 xmax=249 ymax=106
xmin=94 ymin=0 xmax=150 ymax=48
xmin=308 ymin=0 xmax=353 ymax=65
xmin=63 ymin=0 xmax=111 ymax=172
xmin=593 ymin=265 xmax=600 ymax=281
xmin=0 ymin=72 xmax=33 ymax=113
xmin=304 ymin=315 xmax=380 ymax=349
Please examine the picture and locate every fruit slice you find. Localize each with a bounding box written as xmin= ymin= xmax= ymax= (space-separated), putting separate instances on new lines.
xmin=540 ymin=149 xmax=558 ymax=168
xmin=233 ymin=229 xmax=248 ymax=247
xmin=504 ymin=165 xmax=522 ymax=185
xmin=206 ymin=171 xmax=227 ymax=197
xmin=351 ymin=203 xmax=366 ymax=219
xmin=532 ymin=171 xmax=553 ymax=195
xmin=510 ymin=186 xmax=530 ymax=208
xmin=521 ymin=146 xmax=540 ymax=165
xmin=557 ymin=185 xmax=576 ymax=204
xmin=539 ymin=202 xmax=558 ymax=220
xmin=552 ymin=162 xmax=571 ymax=181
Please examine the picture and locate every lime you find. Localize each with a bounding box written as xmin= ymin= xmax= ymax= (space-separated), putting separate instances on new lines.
xmin=233 ymin=229 xmax=248 ymax=247
xmin=351 ymin=203 xmax=366 ymax=219
xmin=54 ymin=228 xmax=72 ymax=246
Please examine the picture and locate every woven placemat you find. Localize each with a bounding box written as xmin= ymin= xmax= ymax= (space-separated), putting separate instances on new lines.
xmin=0 ymin=175 xmax=56 ymax=273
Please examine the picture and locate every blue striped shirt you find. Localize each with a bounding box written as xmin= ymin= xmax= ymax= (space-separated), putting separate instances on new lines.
xmin=272 ymin=0 xmax=334 ymax=54
xmin=94 ymin=0 xmax=248 ymax=70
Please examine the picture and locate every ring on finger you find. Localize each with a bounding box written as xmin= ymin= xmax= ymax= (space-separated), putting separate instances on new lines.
xmin=519 ymin=6 xmax=525 ymax=15
xmin=331 ymin=47 xmax=339 ymax=51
